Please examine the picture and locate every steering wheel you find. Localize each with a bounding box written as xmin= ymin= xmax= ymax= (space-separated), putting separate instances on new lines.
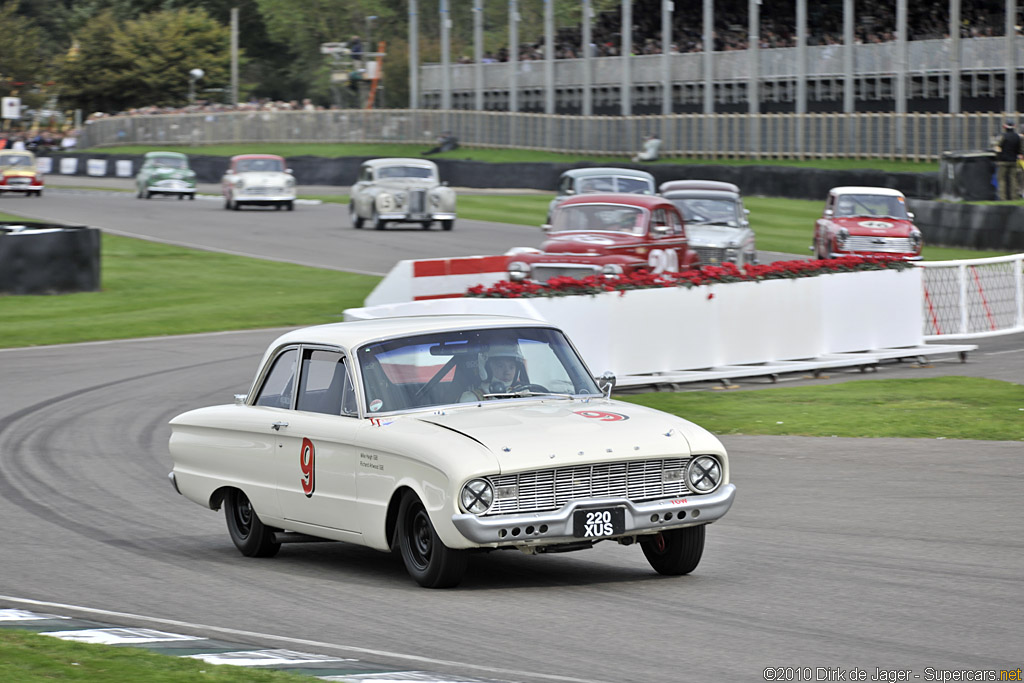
xmin=509 ymin=383 xmax=550 ymax=394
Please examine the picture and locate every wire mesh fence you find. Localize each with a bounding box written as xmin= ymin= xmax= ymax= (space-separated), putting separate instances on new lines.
xmin=922 ymin=254 xmax=1024 ymax=339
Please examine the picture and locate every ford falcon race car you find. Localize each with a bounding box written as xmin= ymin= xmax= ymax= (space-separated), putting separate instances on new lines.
xmin=135 ymin=151 xmax=197 ymax=200
xmin=167 ymin=315 xmax=735 ymax=588
xmin=0 ymin=150 xmax=43 ymax=196
xmin=813 ymin=186 xmax=922 ymax=260
xmin=348 ymin=158 xmax=457 ymax=230
xmin=508 ymin=193 xmax=701 ymax=283
xmin=221 ymin=154 xmax=296 ymax=211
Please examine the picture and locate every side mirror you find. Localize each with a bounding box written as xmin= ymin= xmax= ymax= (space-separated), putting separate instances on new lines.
xmin=824 ymin=209 xmax=834 ymax=217
xmin=286 ymin=168 xmax=294 ymax=174
xmin=540 ymin=223 xmax=552 ymax=232
xmin=565 ymin=189 xmax=576 ymax=196
xmin=907 ymin=212 xmax=915 ymax=220
xmin=234 ymin=393 xmax=247 ymax=405
xmin=597 ymin=371 xmax=617 ymax=397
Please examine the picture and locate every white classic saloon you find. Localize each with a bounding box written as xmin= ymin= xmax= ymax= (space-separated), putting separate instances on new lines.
xmin=168 ymin=316 xmax=735 ymax=588
xmin=348 ymin=158 xmax=457 ymax=231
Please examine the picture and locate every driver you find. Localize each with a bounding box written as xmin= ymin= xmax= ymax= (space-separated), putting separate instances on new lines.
xmin=460 ymin=341 xmax=526 ymax=401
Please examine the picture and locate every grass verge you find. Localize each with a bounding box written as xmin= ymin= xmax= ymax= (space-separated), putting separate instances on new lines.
xmin=0 ymin=232 xmax=379 ymax=348
xmin=618 ymin=377 xmax=1024 ymax=441
xmin=0 ymin=629 xmax=308 ymax=682
xmin=81 ymin=142 xmax=941 ymax=173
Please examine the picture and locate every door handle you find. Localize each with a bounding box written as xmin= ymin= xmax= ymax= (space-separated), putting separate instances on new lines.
xmin=271 ymin=421 xmax=289 ymax=431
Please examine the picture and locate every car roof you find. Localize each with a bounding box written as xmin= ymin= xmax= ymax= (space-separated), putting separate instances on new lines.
xmin=267 ymin=315 xmax=555 ymax=351
xmin=659 ymin=180 xmax=739 ymax=194
xmin=559 ymin=192 xmax=674 ymax=209
xmin=830 ymin=186 xmax=906 ymax=197
xmin=230 ymin=154 xmax=286 ymax=161
xmin=1 ymin=150 xmax=35 ymax=159
xmin=145 ymin=151 xmax=187 ymax=159
xmin=662 ymin=190 xmax=741 ymax=200
xmin=363 ymin=157 xmax=438 ymax=169
xmin=561 ymin=167 xmax=655 ymax=181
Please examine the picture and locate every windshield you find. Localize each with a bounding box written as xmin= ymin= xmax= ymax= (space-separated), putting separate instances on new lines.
xmin=576 ymin=175 xmax=653 ymax=194
xmin=671 ymin=198 xmax=739 ymax=226
xmin=236 ymin=158 xmax=284 ymax=173
xmin=552 ymin=203 xmax=645 ymax=234
xmin=377 ymin=166 xmax=434 ymax=180
xmin=0 ymin=154 xmax=32 ymax=167
xmin=152 ymin=156 xmax=187 ymax=169
xmin=357 ymin=327 xmax=601 ymax=413
xmin=834 ymin=194 xmax=909 ymax=219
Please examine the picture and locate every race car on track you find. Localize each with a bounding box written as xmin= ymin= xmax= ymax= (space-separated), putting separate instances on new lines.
xmin=547 ymin=167 xmax=656 ymax=223
xmin=135 ymin=151 xmax=197 ymax=200
xmin=0 ymin=150 xmax=43 ymax=197
xmin=221 ymin=154 xmax=296 ymax=211
xmin=348 ymin=158 xmax=457 ymax=231
xmin=813 ymin=186 xmax=922 ymax=260
xmin=508 ymin=193 xmax=701 ymax=283
xmin=659 ymin=180 xmax=757 ymax=267
xmin=167 ymin=315 xmax=735 ymax=588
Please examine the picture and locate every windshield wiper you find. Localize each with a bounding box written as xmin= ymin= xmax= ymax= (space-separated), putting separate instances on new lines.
xmin=482 ymin=389 xmax=582 ymax=399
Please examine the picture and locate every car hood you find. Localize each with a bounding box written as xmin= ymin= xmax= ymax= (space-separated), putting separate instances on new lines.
xmin=686 ymin=223 xmax=747 ymax=246
xmin=539 ymin=231 xmax=641 ymax=254
xmin=416 ymin=400 xmax=706 ymax=473
xmin=832 ymin=217 xmax=916 ymax=236
xmin=236 ymin=171 xmax=289 ymax=184
xmin=374 ymin=178 xmax=438 ymax=190
xmin=149 ymin=168 xmax=194 ymax=179
xmin=1 ymin=168 xmax=36 ymax=177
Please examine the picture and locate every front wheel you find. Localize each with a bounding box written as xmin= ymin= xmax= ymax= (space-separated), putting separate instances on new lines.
xmin=285 ymin=201 xmax=294 ymax=211
xmin=640 ymin=524 xmax=705 ymax=575
xmin=225 ymin=489 xmax=280 ymax=558
xmin=373 ymin=211 xmax=386 ymax=231
xmin=440 ymin=219 xmax=454 ymax=231
xmin=397 ymin=493 xmax=467 ymax=588
xmin=350 ymin=204 xmax=363 ymax=229
xmin=420 ymin=221 xmax=432 ymax=230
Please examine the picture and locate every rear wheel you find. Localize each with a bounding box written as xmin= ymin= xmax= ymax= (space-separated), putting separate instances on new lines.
xmin=225 ymin=489 xmax=280 ymax=558
xmin=640 ymin=525 xmax=705 ymax=575
xmin=397 ymin=492 xmax=467 ymax=588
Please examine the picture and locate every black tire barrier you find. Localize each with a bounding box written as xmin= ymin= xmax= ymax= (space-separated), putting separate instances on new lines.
xmin=939 ymin=151 xmax=997 ymax=201
xmin=907 ymin=200 xmax=1024 ymax=251
xmin=0 ymin=223 xmax=100 ymax=295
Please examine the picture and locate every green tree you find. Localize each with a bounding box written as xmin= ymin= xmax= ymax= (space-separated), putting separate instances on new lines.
xmin=55 ymin=10 xmax=133 ymax=113
xmin=0 ymin=2 xmax=49 ymax=104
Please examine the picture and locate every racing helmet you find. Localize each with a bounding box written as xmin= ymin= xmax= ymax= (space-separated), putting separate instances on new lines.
xmin=836 ymin=197 xmax=854 ymax=215
xmin=478 ymin=340 xmax=525 ymax=381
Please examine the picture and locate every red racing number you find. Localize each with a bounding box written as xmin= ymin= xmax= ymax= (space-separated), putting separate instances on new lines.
xmin=300 ymin=437 xmax=315 ymax=498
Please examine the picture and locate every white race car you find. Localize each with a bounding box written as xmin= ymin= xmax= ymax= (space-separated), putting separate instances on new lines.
xmin=221 ymin=154 xmax=296 ymax=211
xmin=168 ymin=315 xmax=735 ymax=588
xmin=349 ymin=158 xmax=456 ymax=230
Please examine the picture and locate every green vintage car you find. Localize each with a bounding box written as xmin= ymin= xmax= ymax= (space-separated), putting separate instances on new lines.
xmin=135 ymin=151 xmax=197 ymax=200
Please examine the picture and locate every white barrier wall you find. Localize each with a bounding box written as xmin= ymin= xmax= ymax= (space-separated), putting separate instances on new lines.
xmin=346 ymin=268 xmax=924 ymax=378
xmin=364 ymin=255 xmax=511 ymax=307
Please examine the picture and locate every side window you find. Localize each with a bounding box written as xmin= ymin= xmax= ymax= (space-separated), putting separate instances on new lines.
xmin=255 ymin=348 xmax=297 ymax=409
xmin=652 ymin=209 xmax=668 ymax=232
xmin=296 ymin=349 xmax=357 ymax=416
xmin=669 ymin=210 xmax=684 ymax=234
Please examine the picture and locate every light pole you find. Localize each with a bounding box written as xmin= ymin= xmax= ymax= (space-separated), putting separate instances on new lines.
xmin=365 ymin=15 xmax=377 ymax=51
xmin=188 ymin=68 xmax=205 ymax=105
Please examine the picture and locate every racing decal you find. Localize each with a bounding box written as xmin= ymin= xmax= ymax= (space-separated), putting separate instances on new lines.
xmin=647 ymin=248 xmax=679 ymax=273
xmin=368 ymin=418 xmax=393 ymax=427
xmin=574 ymin=410 xmax=630 ymax=421
xmin=369 ymin=398 xmax=384 ymax=412
xmin=861 ymin=221 xmax=893 ymax=230
xmin=300 ymin=437 xmax=315 ymax=498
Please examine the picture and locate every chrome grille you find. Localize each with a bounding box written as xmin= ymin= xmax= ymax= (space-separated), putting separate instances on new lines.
xmin=409 ymin=189 xmax=426 ymax=213
xmin=487 ymin=458 xmax=691 ymax=515
xmin=692 ymin=246 xmax=728 ymax=265
xmin=843 ymin=236 xmax=914 ymax=253
xmin=532 ymin=264 xmax=601 ymax=282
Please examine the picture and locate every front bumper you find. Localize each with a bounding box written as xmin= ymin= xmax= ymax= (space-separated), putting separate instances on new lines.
xmin=238 ymin=194 xmax=295 ymax=203
xmin=829 ymin=250 xmax=922 ymax=261
xmin=452 ymin=483 xmax=735 ymax=547
xmin=148 ymin=181 xmax=195 ymax=194
xmin=378 ymin=212 xmax=456 ymax=221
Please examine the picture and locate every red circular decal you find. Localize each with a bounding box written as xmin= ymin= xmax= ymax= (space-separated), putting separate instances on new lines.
xmin=300 ymin=437 xmax=315 ymax=498
xmin=574 ymin=410 xmax=629 ymax=422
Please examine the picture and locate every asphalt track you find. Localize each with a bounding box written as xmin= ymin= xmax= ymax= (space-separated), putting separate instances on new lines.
xmin=1 ymin=185 xmax=1022 ymax=681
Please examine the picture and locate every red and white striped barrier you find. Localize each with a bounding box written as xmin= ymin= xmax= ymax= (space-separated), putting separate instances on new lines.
xmin=364 ymin=254 xmax=511 ymax=307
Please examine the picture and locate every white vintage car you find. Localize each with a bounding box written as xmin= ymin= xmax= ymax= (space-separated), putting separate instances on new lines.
xmin=167 ymin=316 xmax=735 ymax=588
xmin=349 ymin=158 xmax=456 ymax=230
xmin=221 ymin=154 xmax=296 ymax=211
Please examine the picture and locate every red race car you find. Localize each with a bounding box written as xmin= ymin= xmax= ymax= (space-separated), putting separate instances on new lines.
xmin=508 ymin=193 xmax=700 ymax=282
xmin=813 ymin=186 xmax=922 ymax=260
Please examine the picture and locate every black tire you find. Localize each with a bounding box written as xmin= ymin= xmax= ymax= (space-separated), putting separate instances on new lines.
xmin=274 ymin=203 xmax=282 ymax=210
xmin=286 ymin=201 xmax=294 ymax=211
xmin=420 ymin=221 xmax=432 ymax=230
xmin=232 ymin=199 xmax=242 ymax=211
xmin=225 ymin=489 xmax=280 ymax=558
xmin=640 ymin=525 xmax=705 ymax=575
xmin=188 ymin=193 xmax=195 ymax=200
xmin=440 ymin=219 xmax=454 ymax=231
xmin=373 ymin=211 xmax=386 ymax=230
xmin=223 ymin=194 xmax=231 ymax=210
xmin=397 ymin=493 xmax=467 ymax=588
xmin=349 ymin=204 xmax=363 ymax=229
xmin=144 ymin=190 xmax=152 ymax=199
xmin=178 ymin=193 xmax=184 ymax=200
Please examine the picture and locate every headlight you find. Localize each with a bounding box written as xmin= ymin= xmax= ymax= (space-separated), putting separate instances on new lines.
xmin=235 ymin=180 xmax=244 ymax=189
xmin=686 ymin=455 xmax=723 ymax=494
xmin=430 ymin=193 xmax=441 ymax=207
xmin=909 ymin=229 xmax=922 ymax=249
xmin=393 ymin=191 xmax=407 ymax=207
xmin=602 ymin=264 xmax=624 ymax=276
xmin=508 ymin=261 xmax=530 ymax=281
xmin=836 ymin=228 xmax=849 ymax=248
xmin=285 ymin=177 xmax=295 ymax=188
xmin=460 ymin=479 xmax=494 ymax=515
xmin=376 ymin=193 xmax=395 ymax=211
